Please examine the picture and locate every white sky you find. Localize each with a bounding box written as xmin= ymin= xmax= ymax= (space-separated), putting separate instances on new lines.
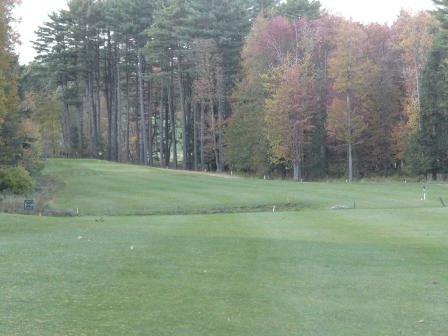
xmin=13 ymin=0 xmax=436 ymax=64
xmin=321 ymin=0 xmax=435 ymax=23
xmin=13 ymin=0 xmax=68 ymax=64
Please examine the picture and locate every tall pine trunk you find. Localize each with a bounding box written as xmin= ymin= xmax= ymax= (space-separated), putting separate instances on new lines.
xmin=164 ymin=84 xmax=170 ymax=167
xmin=78 ymin=109 xmax=83 ymax=154
xmin=137 ymin=51 xmax=148 ymax=165
xmin=177 ymin=60 xmax=188 ymax=170
xmin=62 ymin=102 xmax=71 ymax=150
xmin=209 ymin=94 xmax=219 ymax=172
xmin=148 ymin=79 xmax=154 ymax=166
xmin=125 ymin=41 xmax=130 ymax=162
xmin=105 ymin=30 xmax=113 ymax=161
xmin=96 ymin=38 xmax=101 ymax=150
xmin=216 ymin=67 xmax=225 ymax=172
xmin=169 ymin=64 xmax=177 ymax=168
xmin=200 ymin=101 xmax=205 ymax=170
xmin=159 ymin=79 xmax=165 ymax=168
xmin=61 ymin=82 xmax=71 ymax=151
xmin=193 ymin=102 xmax=198 ymax=170
xmin=116 ymin=46 xmax=122 ymax=162
xmin=85 ymin=82 xmax=94 ymax=156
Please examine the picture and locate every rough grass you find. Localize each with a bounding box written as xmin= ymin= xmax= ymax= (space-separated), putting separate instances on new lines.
xmin=1 ymin=159 xmax=448 ymax=335
xmin=0 ymin=175 xmax=63 ymax=215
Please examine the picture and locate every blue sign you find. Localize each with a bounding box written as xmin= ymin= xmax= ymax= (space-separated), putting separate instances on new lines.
xmin=24 ymin=200 xmax=34 ymax=211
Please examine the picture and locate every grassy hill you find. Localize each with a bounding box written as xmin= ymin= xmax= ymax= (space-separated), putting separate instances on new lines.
xmin=44 ymin=159 xmax=447 ymax=215
xmin=1 ymin=159 xmax=448 ymax=335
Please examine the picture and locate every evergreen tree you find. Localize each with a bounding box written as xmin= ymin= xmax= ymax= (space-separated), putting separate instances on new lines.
xmin=407 ymin=0 xmax=448 ymax=178
xmin=0 ymin=0 xmax=24 ymax=166
xmin=277 ymin=0 xmax=321 ymax=19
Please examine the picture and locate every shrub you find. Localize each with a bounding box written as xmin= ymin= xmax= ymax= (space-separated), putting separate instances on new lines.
xmin=23 ymin=158 xmax=45 ymax=176
xmin=0 ymin=167 xmax=34 ymax=194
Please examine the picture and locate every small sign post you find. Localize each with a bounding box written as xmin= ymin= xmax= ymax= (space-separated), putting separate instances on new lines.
xmin=24 ymin=200 xmax=35 ymax=211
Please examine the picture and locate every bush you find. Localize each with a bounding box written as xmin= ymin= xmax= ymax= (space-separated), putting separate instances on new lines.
xmin=23 ymin=158 xmax=45 ymax=176
xmin=0 ymin=167 xmax=34 ymax=194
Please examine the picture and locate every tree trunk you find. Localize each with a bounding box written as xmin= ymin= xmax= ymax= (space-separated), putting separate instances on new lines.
xmin=168 ymin=76 xmax=177 ymax=168
xmin=177 ymin=59 xmax=188 ymax=170
xmin=348 ymin=142 xmax=353 ymax=182
xmin=346 ymin=91 xmax=353 ymax=182
xmin=193 ymin=102 xmax=198 ymax=171
xmin=415 ymin=54 xmax=422 ymax=131
xmin=105 ymin=30 xmax=113 ymax=161
xmin=200 ymin=101 xmax=205 ymax=171
xmin=148 ymin=79 xmax=153 ymax=166
xmin=61 ymin=84 xmax=71 ymax=150
xmin=111 ymin=45 xmax=118 ymax=162
xmin=293 ymin=125 xmax=302 ymax=182
xmin=125 ymin=42 xmax=130 ymax=162
xmin=89 ymin=72 xmax=98 ymax=157
xmin=293 ymin=161 xmax=301 ymax=181
xmin=208 ymin=81 xmax=219 ymax=171
xmin=209 ymin=97 xmax=220 ymax=172
xmin=116 ymin=47 xmax=122 ymax=162
xmin=159 ymin=79 xmax=165 ymax=168
xmin=96 ymin=38 xmax=101 ymax=149
xmin=137 ymin=51 xmax=148 ymax=165
xmin=86 ymin=82 xmax=94 ymax=156
xmin=164 ymin=85 xmax=170 ymax=167
xmin=216 ymin=65 xmax=225 ymax=173
xmin=78 ymin=104 xmax=84 ymax=154
xmin=135 ymin=107 xmax=140 ymax=163
xmin=217 ymin=97 xmax=224 ymax=172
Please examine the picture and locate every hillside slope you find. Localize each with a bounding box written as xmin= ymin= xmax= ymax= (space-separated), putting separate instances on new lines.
xmin=43 ymin=159 xmax=448 ymax=216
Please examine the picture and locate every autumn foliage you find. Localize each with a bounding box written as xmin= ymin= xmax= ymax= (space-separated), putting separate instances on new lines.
xmin=226 ymin=9 xmax=439 ymax=180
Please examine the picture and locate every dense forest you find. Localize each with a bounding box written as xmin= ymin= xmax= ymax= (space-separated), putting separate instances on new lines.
xmin=3 ymin=0 xmax=448 ymax=185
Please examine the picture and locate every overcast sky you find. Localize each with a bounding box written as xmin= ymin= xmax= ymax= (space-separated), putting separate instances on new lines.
xmin=13 ymin=0 xmax=436 ymax=64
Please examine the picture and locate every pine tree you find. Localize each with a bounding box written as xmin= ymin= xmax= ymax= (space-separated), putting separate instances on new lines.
xmin=406 ymin=0 xmax=448 ymax=178
xmin=0 ymin=0 xmax=23 ymax=166
xmin=277 ymin=0 xmax=321 ymax=20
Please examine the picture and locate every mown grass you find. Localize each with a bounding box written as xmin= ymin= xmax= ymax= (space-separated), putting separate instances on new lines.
xmin=1 ymin=159 xmax=448 ymax=335
xmin=1 ymin=210 xmax=448 ymax=335
xmin=44 ymin=159 xmax=447 ymax=215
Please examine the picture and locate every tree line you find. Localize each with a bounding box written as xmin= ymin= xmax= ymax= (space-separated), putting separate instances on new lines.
xmin=0 ymin=0 xmax=40 ymax=170
xmin=227 ymin=9 xmax=438 ymax=180
xmin=29 ymin=0 xmax=260 ymax=172
xmin=0 ymin=0 xmax=40 ymax=194
xmin=17 ymin=0 xmax=448 ymax=180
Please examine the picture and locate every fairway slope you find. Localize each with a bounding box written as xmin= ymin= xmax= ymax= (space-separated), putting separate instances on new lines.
xmin=43 ymin=159 xmax=448 ymax=216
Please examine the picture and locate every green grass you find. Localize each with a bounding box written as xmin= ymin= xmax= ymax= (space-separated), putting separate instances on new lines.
xmin=1 ymin=159 xmax=448 ymax=335
xmin=44 ymin=159 xmax=447 ymax=215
